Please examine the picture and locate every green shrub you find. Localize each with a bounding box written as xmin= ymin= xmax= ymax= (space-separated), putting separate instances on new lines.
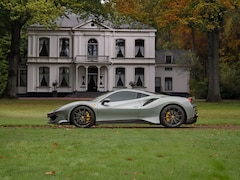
xmin=0 ymin=58 xmax=8 ymax=96
xmin=189 ymin=78 xmax=208 ymax=99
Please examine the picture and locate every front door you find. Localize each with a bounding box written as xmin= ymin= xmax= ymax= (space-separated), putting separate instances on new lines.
xmin=88 ymin=67 xmax=98 ymax=92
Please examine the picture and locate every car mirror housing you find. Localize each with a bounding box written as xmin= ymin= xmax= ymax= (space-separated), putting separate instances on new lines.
xmin=101 ymin=98 xmax=110 ymax=105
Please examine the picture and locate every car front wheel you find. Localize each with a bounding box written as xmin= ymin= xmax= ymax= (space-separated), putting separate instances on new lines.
xmin=71 ymin=106 xmax=95 ymax=128
xmin=160 ymin=105 xmax=185 ymax=128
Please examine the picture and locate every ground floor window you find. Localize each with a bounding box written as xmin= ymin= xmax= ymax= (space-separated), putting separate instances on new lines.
xmin=39 ymin=67 xmax=49 ymax=87
xmin=155 ymin=77 xmax=161 ymax=92
xmin=116 ymin=68 xmax=125 ymax=87
xmin=135 ymin=68 xmax=144 ymax=87
xmin=19 ymin=69 xmax=27 ymax=87
xmin=165 ymin=77 xmax=172 ymax=91
xmin=59 ymin=67 xmax=69 ymax=87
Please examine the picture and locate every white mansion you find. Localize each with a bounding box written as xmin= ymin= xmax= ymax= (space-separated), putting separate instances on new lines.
xmin=18 ymin=13 xmax=190 ymax=97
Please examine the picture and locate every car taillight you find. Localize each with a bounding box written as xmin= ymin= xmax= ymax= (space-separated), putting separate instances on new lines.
xmin=188 ymin=97 xmax=193 ymax=103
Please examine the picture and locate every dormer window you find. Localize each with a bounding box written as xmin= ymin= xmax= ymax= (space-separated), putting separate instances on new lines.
xmin=60 ymin=38 xmax=69 ymax=57
xmin=165 ymin=55 xmax=173 ymax=64
xmin=135 ymin=39 xmax=144 ymax=57
xmin=116 ymin=39 xmax=125 ymax=57
xmin=39 ymin=38 xmax=49 ymax=57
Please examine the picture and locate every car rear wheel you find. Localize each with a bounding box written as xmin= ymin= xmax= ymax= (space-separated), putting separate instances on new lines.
xmin=71 ymin=106 xmax=95 ymax=128
xmin=160 ymin=105 xmax=185 ymax=128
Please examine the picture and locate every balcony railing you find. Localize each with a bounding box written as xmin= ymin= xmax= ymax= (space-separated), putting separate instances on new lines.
xmin=74 ymin=55 xmax=109 ymax=63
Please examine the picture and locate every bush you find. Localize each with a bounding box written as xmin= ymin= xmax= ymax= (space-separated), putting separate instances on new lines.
xmin=189 ymin=78 xmax=208 ymax=99
xmin=0 ymin=59 xmax=8 ymax=96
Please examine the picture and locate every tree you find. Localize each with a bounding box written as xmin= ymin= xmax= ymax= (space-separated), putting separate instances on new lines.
xmin=0 ymin=0 xmax=105 ymax=98
xmin=0 ymin=0 xmax=66 ymax=98
xmin=109 ymin=0 xmax=240 ymax=101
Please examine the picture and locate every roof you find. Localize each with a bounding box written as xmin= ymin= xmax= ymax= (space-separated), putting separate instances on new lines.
xmin=30 ymin=11 xmax=156 ymax=31
xmin=155 ymin=50 xmax=192 ymax=64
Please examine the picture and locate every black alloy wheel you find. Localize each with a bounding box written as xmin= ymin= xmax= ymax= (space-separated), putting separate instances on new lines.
xmin=160 ymin=105 xmax=186 ymax=128
xmin=71 ymin=106 xmax=95 ymax=128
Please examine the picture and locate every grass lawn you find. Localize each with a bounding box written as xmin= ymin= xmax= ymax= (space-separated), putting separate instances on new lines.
xmin=0 ymin=99 xmax=240 ymax=179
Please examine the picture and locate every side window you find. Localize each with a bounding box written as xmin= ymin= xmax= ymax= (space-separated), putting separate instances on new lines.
xmin=60 ymin=38 xmax=69 ymax=57
xmin=59 ymin=67 xmax=69 ymax=87
xmin=39 ymin=38 xmax=49 ymax=56
xmin=116 ymin=39 xmax=125 ymax=57
xmin=115 ymin=68 xmax=125 ymax=87
xmin=39 ymin=67 xmax=49 ymax=86
xmin=106 ymin=91 xmax=138 ymax=102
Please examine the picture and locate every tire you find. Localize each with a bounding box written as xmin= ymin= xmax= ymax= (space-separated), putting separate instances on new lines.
xmin=160 ymin=105 xmax=186 ymax=128
xmin=71 ymin=106 xmax=95 ymax=128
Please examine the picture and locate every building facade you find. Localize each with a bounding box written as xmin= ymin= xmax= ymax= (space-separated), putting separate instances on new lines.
xmin=19 ymin=13 xmax=190 ymax=96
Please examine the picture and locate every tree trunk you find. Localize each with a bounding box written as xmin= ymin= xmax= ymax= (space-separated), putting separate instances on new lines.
xmin=191 ymin=27 xmax=195 ymax=52
xmin=3 ymin=22 xmax=21 ymax=98
xmin=206 ymin=29 xmax=222 ymax=102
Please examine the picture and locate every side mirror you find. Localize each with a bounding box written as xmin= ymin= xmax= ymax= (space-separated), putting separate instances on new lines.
xmin=101 ymin=98 xmax=110 ymax=105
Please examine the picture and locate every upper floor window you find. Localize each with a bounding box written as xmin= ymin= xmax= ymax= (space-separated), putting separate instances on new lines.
xmin=60 ymin=38 xmax=69 ymax=57
xmin=59 ymin=67 xmax=69 ymax=87
xmin=116 ymin=39 xmax=125 ymax=57
xmin=135 ymin=68 xmax=144 ymax=86
xmin=116 ymin=68 xmax=125 ymax=87
xmin=88 ymin=39 xmax=98 ymax=56
xmin=165 ymin=55 xmax=173 ymax=64
xmin=135 ymin=39 xmax=144 ymax=57
xmin=39 ymin=38 xmax=49 ymax=56
xmin=39 ymin=67 xmax=49 ymax=87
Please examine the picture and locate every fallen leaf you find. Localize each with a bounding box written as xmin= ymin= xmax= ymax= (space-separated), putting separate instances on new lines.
xmin=127 ymin=157 xmax=133 ymax=161
xmin=45 ymin=171 xmax=55 ymax=175
xmin=52 ymin=142 xmax=58 ymax=148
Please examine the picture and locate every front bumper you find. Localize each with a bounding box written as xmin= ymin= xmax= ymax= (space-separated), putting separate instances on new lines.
xmin=47 ymin=112 xmax=69 ymax=125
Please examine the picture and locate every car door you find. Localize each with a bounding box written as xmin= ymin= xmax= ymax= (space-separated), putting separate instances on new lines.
xmin=96 ymin=91 xmax=142 ymax=122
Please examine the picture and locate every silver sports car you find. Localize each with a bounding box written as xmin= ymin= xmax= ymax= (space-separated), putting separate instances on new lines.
xmin=48 ymin=89 xmax=198 ymax=128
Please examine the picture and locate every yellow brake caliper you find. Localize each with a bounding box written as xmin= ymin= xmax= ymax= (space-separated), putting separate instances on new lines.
xmin=85 ymin=111 xmax=91 ymax=124
xmin=166 ymin=111 xmax=171 ymax=122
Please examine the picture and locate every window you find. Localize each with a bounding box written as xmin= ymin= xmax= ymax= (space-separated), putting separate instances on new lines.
xmin=165 ymin=67 xmax=173 ymax=71
xmin=115 ymin=68 xmax=125 ymax=87
xmin=116 ymin=39 xmax=125 ymax=57
xmin=39 ymin=67 xmax=49 ymax=87
xmin=19 ymin=69 xmax=27 ymax=87
xmin=60 ymin=38 xmax=69 ymax=56
xmin=88 ymin=39 xmax=98 ymax=56
xmin=155 ymin=77 xmax=161 ymax=92
xmin=59 ymin=67 xmax=69 ymax=87
xmin=135 ymin=68 xmax=144 ymax=87
xmin=39 ymin=38 xmax=49 ymax=56
xmin=165 ymin=55 xmax=173 ymax=64
xmin=165 ymin=77 xmax=172 ymax=91
xmin=106 ymin=91 xmax=148 ymax=102
xmin=135 ymin=39 xmax=144 ymax=57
